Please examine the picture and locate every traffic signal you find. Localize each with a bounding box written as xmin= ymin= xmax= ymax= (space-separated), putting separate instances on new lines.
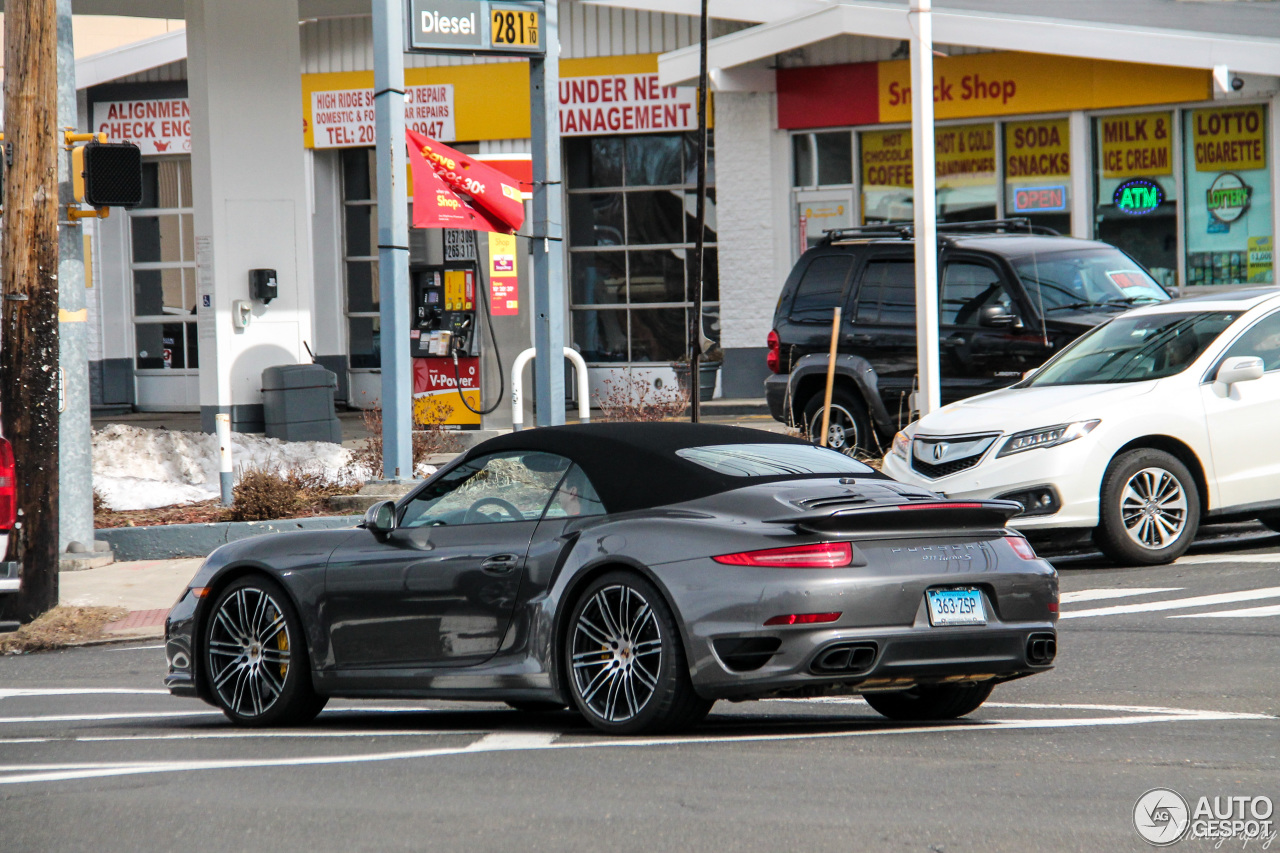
xmin=72 ymin=141 xmax=142 ymax=208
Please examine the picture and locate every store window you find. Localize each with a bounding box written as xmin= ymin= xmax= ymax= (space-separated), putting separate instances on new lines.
xmin=129 ymin=159 xmax=197 ymax=372
xmin=1184 ymin=104 xmax=1273 ymax=286
xmin=566 ymin=133 xmax=718 ymax=363
xmin=1093 ymin=111 xmax=1179 ymax=289
xmin=1004 ymin=118 xmax=1072 ymax=235
xmin=342 ymin=148 xmax=382 ymax=369
xmin=860 ymin=123 xmax=997 ymax=225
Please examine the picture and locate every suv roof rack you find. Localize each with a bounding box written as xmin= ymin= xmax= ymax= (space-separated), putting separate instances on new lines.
xmin=820 ymin=218 xmax=1060 ymax=245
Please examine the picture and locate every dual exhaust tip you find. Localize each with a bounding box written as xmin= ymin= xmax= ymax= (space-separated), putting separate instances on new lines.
xmin=1026 ymin=633 xmax=1056 ymax=665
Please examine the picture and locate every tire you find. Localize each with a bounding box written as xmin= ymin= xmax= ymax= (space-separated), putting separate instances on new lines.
xmin=203 ymin=576 xmax=327 ymax=727
xmin=803 ymin=388 xmax=874 ymax=457
xmin=505 ymin=700 xmax=567 ymax=714
xmin=563 ymin=571 xmax=712 ymax=736
xmin=863 ymin=682 xmax=994 ymax=721
xmin=1093 ymin=449 xmax=1200 ymax=566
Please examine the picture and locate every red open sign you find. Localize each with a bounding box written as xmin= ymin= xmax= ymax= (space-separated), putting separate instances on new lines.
xmin=1012 ymin=184 xmax=1068 ymax=213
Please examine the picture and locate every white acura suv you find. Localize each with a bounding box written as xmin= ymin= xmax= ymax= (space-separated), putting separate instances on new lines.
xmin=883 ymin=287 xmax=1280 ymax=565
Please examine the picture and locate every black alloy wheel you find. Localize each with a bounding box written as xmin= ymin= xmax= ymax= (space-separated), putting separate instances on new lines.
xmin=863 ymin=682 xmax=994 ymax=721
xmin=564 ymin=571 xmax=712 ymax=735
xmin=204 ymin=576 xmax=327 ymax=726
xmin=803 ymin=388 xmax=873 ymax=458
xmin=1094 ymin=449 xmax=1200 ymax=566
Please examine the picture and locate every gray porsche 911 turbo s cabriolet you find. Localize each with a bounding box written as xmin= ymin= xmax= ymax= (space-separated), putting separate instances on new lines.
xmin=165 ymin=422 xmax=1058 ymax=735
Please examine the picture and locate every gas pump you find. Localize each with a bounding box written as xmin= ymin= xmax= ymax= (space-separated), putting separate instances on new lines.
xmin=411 ymin=264 xmax=482 ymax=428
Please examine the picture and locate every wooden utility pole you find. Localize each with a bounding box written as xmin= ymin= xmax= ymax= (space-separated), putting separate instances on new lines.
xmin=1 ymin=0 xmax=62 ymax=622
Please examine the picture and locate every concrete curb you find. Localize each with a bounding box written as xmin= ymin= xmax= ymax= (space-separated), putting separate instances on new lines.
xmin=97 ymin=515 xmax=362 ymax=561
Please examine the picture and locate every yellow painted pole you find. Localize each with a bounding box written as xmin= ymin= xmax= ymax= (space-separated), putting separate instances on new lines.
xmin=819 ymin=306 xmax=841 ymax=447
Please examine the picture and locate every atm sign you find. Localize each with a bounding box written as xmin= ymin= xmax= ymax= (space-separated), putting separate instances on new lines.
xmin=1012 ymin=184 xmax=1068 ymax=213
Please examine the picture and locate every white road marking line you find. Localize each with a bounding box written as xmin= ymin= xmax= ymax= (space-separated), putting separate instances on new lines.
xmin=464 ymin=732 xmax=559 ymax=751
xmin=1169 ymin=603 xmax=1280 ymax=619
xmin=0 ymin=701 xmax=1268 ymax=786
xmin=1060 ymin=586 xmax=1280 ymax=619
xmin=0 ymin=688 xmax=170 ymax=699
xmin=0 ymin=711 xmax=220 ymax=724
xmin=1060 ymin=588 xmax=1181 ymax=604
xmin=0 ymin=729 xmax=494 ymax=746
xmin=1176 ymin=552 xmax=1280 ymax=566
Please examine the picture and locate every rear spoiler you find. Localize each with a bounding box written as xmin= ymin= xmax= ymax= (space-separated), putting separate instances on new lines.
xmin=766 ymin=499 xmax=1024 ymax=533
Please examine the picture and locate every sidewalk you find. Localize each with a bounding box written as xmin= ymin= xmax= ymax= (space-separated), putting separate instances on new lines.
xmin=60 ymin=558 xmax=203 ymax=641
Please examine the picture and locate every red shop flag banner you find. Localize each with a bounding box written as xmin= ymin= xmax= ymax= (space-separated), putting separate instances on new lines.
xmin=408 ymin=141 xmax=502 ymax=232
xmin=406 ymin=129 xmax=526 ymax=233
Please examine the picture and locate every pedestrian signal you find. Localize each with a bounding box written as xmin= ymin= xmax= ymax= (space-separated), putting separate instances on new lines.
xmin=73 ymin=141 xmax=142 ymax=208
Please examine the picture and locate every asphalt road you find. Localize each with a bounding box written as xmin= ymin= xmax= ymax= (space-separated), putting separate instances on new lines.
xmin=2 ymin=530 xmax=1278 ymax=853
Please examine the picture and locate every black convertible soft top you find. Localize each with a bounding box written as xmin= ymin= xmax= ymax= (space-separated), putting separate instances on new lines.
xmin=467 ymin=422 xmax=836 ymax=514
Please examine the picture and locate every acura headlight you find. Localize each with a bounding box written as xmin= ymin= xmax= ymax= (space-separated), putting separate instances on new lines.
xmin=889 ymin=430 xmax=911 ymax=461
xmin=996 ymin=420 xmax=1100 ymax=458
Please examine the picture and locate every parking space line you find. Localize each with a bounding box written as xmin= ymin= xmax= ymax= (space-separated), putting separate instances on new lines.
xmin=1169 ymin=603 xmax=1280 ymax=619
xmin=1176 ymin=552 xmax=1280 ymax=566
xmin=1060 ymin=586 xmax=1280 ymax=619
xmin=1060 ymin=588 xmax=1181 ymax=604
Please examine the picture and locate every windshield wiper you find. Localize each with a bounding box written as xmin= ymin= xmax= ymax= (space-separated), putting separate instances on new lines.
xmin=1044 ymin=302 xmax=1101 ymax=312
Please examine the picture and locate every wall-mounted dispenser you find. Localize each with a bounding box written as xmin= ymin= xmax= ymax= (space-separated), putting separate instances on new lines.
xmin=249 ymin=268 xmax=278 ymax=304
xmin=232 ymin=299 xmax=253 ymax=329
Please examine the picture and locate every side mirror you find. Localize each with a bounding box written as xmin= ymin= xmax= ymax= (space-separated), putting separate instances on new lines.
xmin=363 ymin=500 xmax=397 ymax=534
xmin=978 ymin=304 xmax=1016 ymax=328
xmin=1216 ymin=355 xmax=1264 ymax=387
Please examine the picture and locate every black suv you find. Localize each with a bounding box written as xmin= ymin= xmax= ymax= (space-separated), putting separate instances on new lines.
xmin=765 ymin=221 xmax=1171 ymax=455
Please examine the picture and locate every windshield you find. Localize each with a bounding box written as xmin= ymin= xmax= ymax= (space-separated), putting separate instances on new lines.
xmin=676 ymin=444 xmax=874 ymax=477
xmin=1026 ymin=311 xmax=1240 ymax=386
xmin=1013 ymin=249 xmax=1169 ymax=314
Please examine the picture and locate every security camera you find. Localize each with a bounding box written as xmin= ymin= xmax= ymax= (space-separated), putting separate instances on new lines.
xmin=1231 ymin=76 xmax=1245 ymax=92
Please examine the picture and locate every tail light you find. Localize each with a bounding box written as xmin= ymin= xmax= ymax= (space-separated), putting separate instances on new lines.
xmin=0 ymin=437 xmax=14 ymax=531
xmin=1006 ymin=533 xmax=1038 ymax=561
xmin=714 ymin=541 xmax=852 ymax=568
xmin=766 ymin=329 xmax=781 ymax=374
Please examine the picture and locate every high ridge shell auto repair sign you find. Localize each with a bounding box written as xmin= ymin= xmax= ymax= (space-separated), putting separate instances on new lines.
xmin=92 ymin=99 xmax=191 ymax=155
xmin=559 ymin=73 xmax=698 ymax=136
xmin=312 ymin=85 xmax=456 ymax=148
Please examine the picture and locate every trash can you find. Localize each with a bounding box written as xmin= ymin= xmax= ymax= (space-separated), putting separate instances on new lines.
xmin=261 ymin=364 xmax=342 ymax=443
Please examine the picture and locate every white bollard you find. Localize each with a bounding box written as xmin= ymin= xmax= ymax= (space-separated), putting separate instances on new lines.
xmin=216 ymin=413 xmax=233 ymax=506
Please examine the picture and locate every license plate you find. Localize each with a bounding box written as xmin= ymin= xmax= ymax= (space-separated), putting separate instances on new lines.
xmin=926 ymin=588 xmax=987 ymax=626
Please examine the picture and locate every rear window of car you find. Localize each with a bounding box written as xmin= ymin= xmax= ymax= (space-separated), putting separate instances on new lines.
xmin=789 ymin=255 xmax=853 ymax=321
xmin=854 ymin=259 xmax=915 ymax=324
xmin=676 ymin=444 xmax=875 ymax=477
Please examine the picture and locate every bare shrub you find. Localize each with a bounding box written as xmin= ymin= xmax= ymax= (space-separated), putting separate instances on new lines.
xmin=594 ymin=371 xmax=689 ymax=423
xmin=0 ymin=606 xmax=128 ymax=654
xmin=229 ymin=466 xmax=302 ymax=522
xmin=345 ymin=403 xmax=463 ymax=482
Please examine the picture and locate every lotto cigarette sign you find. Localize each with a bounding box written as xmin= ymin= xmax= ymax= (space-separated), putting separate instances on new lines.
xmin=1192 ymin=105 xmax=1266 ymax=172
xmin=559 ymin=73 xmax=698 ymax=136
xmin=92 ymin=99 xmax=191 ymax=155
xmin=1099 ymin=112 xmax=1173 ymax=178
xmin=311 ymin=85 xmax=455 ymax=148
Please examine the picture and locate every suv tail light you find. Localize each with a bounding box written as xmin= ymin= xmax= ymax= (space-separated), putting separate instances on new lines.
xmin=0 ymin=437 xmax=14 ymax=531
xmin=766 ymin=329 xmax=781 ymax=374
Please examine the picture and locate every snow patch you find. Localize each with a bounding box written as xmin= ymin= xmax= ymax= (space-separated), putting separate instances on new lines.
xmin=93 ymin=424 xmax=354 ymax=511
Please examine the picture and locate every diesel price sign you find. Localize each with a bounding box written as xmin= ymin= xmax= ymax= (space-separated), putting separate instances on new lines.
xmin=408 ymin=0 xmax=544 ymax=54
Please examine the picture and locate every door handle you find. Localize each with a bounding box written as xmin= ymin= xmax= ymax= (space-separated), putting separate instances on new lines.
xmin=481 ymin=554 xmax=519 ymax=575
xmin=945 ymin=334 xmax=966 ymax=345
